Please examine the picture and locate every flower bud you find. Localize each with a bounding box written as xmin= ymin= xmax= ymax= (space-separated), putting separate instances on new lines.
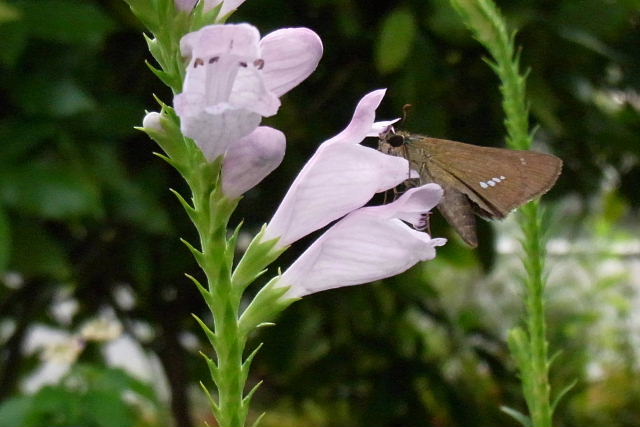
xmin=141 ymin=111 xmax=187 ymax=163
xmin=222 ymin=126 xmax=285 ymax=198
xmin=142 ymin=111 xmax=163 ymax=132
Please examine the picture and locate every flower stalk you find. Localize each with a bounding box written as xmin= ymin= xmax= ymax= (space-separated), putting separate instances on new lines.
xmin=448 ymin=0 xmax=558 ymax=426
xmin=127 ymin=2 xmax=445 ymax=425
xmin=186 ymin=163 xmax=243 ymax=426
xmin=126 ymin=3 xmax=309 ymax=424
xmin=158 ymin=125 xmax=290 ymax=426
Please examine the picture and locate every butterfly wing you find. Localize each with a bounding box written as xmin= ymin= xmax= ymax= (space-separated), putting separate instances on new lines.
xmin=437 ymin=183 xmax=479 ymax=247
xmin=415 ymin=138 xmax=562 ymax=219
xmin=406 ymin=159 xmax=479 ymax=247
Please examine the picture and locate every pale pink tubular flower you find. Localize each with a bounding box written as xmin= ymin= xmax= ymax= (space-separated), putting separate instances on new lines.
xmin=174 ymin=0 xmax=246 ymax=16
xmin=275 ymin=184 xmax=447 ymax=298
xmin=175 ymin=0 xmax=198 ymax=12
xmin=204 ymin=0 xmax=246 ymax=16
xmin=174 ymin=24 xmax=322 ymax=161
xmin=222 ymin=126 xmax=285 ymax=198
xmin=263 ymin=89 xmax=413 ymax=247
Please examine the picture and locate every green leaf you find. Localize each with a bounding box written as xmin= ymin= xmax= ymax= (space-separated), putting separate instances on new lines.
xmin=0 ymin=2 xmax=20 ymax=23
xmin=238 ymin=277 xmax=296 ymax=338
xmin=90 ymin=145 xmax=172 ymax=234
xmin=555 ymin=0 xmax=635 ymax=40
xmin=427 ymin=0 xmax=472 ymax=45
xmin=0 ymin=21 xmax=27 ymax=67
xmin=10 ymin=219 xmax=70 ymax=279
xmin=500 ymin=405 xmax=532 ymax=427
xmin=551 ymin=378 xmax=578 ymax=413
xmin=0 ymin=119 xmax=56 ymax=162
xmin=0 ymin=396 xmax=29 ymax=427
xmin=375 ymin=7 xmax=417 ymax=74
xmin=74 ymin=364 xmax=160 ymax=406
xmin=86 ymin=94 xmax=145 ymax=139
xmin=231 ymin=225 xmax=286 ymax=291
xmin=122 ymin=0 xmax=158 ymax=30
xmin=16 ymin=0 xmax=116 ymax=47
xmin=85 ymin=390 xmax=135 ymax=427
xmin=9 ymin=364 xmax=166 ymax=426
xmin=23 ymin=387 xmax=77 ymax=426
xmin=0 ymin=161 xmax=103 ymax=220
xmin=13 ymin=76 xmax=96 ymax=117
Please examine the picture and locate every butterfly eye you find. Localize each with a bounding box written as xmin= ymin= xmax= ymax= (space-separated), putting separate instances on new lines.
xmin=388 ymin=134 xmax=405 ymax=147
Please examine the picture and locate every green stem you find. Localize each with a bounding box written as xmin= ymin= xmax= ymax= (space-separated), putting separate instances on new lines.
xmin=520 ymin=202 xmax=552 ymax=427
xmin=448 ymin=1 xmax=554 ymax=425
xmin=187 ymin=159 xmax=248 ymax=427
xmin=129 ymin=3 xmax=296 ymax=423
xmin=184 ymin=160 xmax=290 ymax=426
xmin=124 ymin=1 xmax=283 ymax=424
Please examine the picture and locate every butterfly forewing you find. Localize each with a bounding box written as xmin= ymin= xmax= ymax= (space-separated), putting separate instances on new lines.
xmin=411 ymin=137 xmax=562 ymax=218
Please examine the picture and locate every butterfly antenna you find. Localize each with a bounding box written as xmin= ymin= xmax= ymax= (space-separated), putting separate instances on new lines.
xmin=399 ymin=104 xmax=413 ymax=129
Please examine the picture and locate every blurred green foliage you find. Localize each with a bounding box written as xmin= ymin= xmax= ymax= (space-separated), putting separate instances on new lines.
xmin=0 ymin=0 xmax=638 ymax=426
xmin=0 ymin=364 xmax=165 ymax=427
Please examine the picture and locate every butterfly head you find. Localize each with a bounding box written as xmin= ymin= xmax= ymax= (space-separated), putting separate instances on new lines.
xmin=378 ymin=125 xmax=410 ymax=156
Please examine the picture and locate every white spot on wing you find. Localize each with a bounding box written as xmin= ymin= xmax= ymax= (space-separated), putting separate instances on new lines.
xmin=480 ymin=176 xmax=507 ymax=189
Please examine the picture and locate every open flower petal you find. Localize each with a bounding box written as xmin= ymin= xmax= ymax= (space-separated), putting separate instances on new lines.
xmin=263 ymin=90 xmax=412 ymax=247
xmin=323 ymin=89 xmax=387 ymax=147
xmin=180 ymin=23 xmax=261 ymax=74
xmin=222 ymin=126 xmax=286 ymax=198
xmin=178 ymin=24 xmax=278 ymax=116
xmin=228 ymin=65 xmax=280 ymax=116
xmin=276 ymin=184 xmax=446 ymax=297
xmin=259 ymin=28 xmax=323 ymax=97
xmin=365 ymin=183 xmax=444 ymax=229
xmin=175 ymin=23 xmax=311 ymax=161
xmin=368 ymin=118 xmax=400 ymax=137
xmin=174 ymin=94 xmax=261 ymax=160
